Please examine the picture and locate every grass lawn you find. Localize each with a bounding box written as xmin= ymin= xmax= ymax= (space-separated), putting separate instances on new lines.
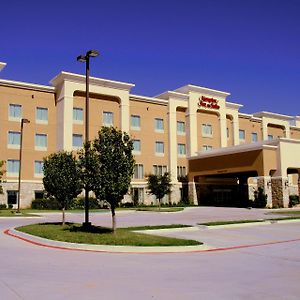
xmin=198 ymin=220 xmax=266 ymax=226
xmin=135 ymin=207 xmax=184 ymax=212
xmin=16 ymin=223 xmax=202 ymax=246
xmin=0 ymin=210 xmax=39 ymax=217
xmin=268 ymin=210 xmax=300 ymax=216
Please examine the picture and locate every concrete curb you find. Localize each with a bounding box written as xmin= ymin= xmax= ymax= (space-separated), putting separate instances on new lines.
xmin=5 ymin=228 xmax=212 ymax=254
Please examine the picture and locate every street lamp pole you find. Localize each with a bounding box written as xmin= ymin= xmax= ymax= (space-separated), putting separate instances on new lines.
xmin=77 ymin=50 xmax=99 ymax=228
xmin=17 ymin=118 xmax=30 ymax=213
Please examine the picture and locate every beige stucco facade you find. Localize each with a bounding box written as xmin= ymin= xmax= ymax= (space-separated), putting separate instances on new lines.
xmin=0 ymin=62 xmax=299 ymax=208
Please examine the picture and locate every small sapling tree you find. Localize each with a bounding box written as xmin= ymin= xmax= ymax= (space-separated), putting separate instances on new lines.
xmin=0 ymin=160 xmax=4 ymax=195
xmin=147 ymin=172 xmax=172 ymax=210
xmin=92 ymin=127 xmax=135 ymax=233
xmin=43 ymin=152 xmax=82 ymax=225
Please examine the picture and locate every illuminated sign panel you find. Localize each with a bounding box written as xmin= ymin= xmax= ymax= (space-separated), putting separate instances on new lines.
xmin=198 ymin=96 xmax=220 ymax=109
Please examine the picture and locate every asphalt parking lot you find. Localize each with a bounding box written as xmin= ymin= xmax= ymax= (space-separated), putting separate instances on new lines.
xmin=1 ymin=207 xmax=300 ymax=300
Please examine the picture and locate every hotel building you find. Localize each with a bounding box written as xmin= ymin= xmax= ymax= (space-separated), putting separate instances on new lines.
xmin=0 ymin=61 xmax=300 ymax=208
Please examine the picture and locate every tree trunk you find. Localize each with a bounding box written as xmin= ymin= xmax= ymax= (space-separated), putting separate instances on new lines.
xmin=111 ymin=205 xmax=116 ymax=234
xmin=158 ymin=198 xmax=161 ymax=211
xmin=62 ymin=207 xmax=65 ymax=225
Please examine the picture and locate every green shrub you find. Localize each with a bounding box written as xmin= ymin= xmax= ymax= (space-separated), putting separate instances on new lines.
xmin=289 ymin=195 xmax=300 ymax=208
xmin=31 ymin=198 xmax=61 ymax=210
xmin=0 ymin=204 xmax=7 ymax=209
xmin=120 ymin=202 xmax=134 ymax=208
xmin=70 ymin=197 xmax=100 ymax=209
xmin=253 ymin=187 xmax=267 ymax=208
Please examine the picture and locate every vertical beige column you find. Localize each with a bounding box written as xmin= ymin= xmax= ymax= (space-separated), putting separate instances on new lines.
xmin=120 ymin=95 xmax=130 ymax=132
xmin=188 ymin=181 xmax=198 ymax=205
xmin=232 ymin=114 xmax=240 ymax=145
xmin=284 ymin=125 xmax=290 ymax=138
xmin=56 ymin=94 xmax=74 ymax=152
xmin=168 ymin=102 xmax=178 ymax=183
xmin=262 ymin=117 xmax=268 ymax=141
xmin=219 ymin=113 xmax=227 ymax=148
xmin=187 ymin=93 xmax=198 ymax=156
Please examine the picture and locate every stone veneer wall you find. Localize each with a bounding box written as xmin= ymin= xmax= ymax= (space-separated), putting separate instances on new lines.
xmin=0 ymin=181 xmax=44 ymax=208
xmin=271 ymin=177 xmax=289 ymax=208
xmin=257 ymin=176 xmax=272 ymax=208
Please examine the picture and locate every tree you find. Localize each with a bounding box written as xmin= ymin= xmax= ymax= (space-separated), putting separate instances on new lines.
xmin=92 ymin=127 xmax=135 ymax=233
xmin=253 ymin=187 xmax=267 ymax=208
xmin=43 ymin=152 xmax=82 ymax=225
xmin=0 ymin=160 xmax=4 ymax=195
xmin=147 ymin=172 xmax=172 ymax=210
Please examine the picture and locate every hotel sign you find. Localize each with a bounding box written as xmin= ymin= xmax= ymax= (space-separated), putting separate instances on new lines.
xmin=198 ymin=96 xmax=220 ymax=109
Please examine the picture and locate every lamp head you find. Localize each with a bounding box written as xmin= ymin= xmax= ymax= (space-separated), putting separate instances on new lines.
xmin=87 ymin=50 xmax=99 ymax=58
xmin=22 ymin=118 xmax=30 ymax=124
xmin=77 ymin=55 xmax=86 ymax=62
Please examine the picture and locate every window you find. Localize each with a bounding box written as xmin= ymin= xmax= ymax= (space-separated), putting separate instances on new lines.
xmin=131 ymin=187 xmax=144 ymax=205
xmin=7 ymin=159 xmax=19 ymax=174
xmin=72 ymin=134 xmax=83 ymax=148
xmin=34 ymin=161 xmax=43 ymax=176
xmin=251 ymin=132 xmax=258 ymax=143
xmin=73 ymin=108 xmax=83 ymax=122
xmin=7 ymin=190 xmax=18 ymax=205
xmin=177 ymin=143 xmax=186 ymax=156
xmin=36 ymin=107 xmax=48 ymax=123
xmin=202 ymin=145 xmax=213 ymax=151
xmin=226 ymin=127 xmax=229 ymax=139
xmin=131 ymin=115 xmax=141 ymax=130
xmin=153 ymin=165 xmax=167 ymax=176
xmin=268 ymin=134 xmax=273 ymax=141
xmin=239 ymin=129 xmax=245 ymax=141
xmin=35 ymin=191 xmax=44 ymax=200
xmin=133 ymin=140 xmax=141 ymax=153
xmin=202 ymin=124 xmax=213 ymax=137
xmin=177 ymin=166 xmax=187 ymax=178
xmin=155 ymin=141 xmax=164 ymax=155
xmin=155 ymin=118 xmax=164 ymax=132
xmin=177 ymin=121 xmax=185 ymax=135
xmin=103 ymin=111 xmax=113 ymax=126
xmin=9 ymin=104 xmax=22 ymax=119
xmin=133 ymin=164 xmax=144 ymax=179
xmin=8 ymin=131 xmax=21 ymax=147
xmin=35 ymin=134 xmax=47 ymax=149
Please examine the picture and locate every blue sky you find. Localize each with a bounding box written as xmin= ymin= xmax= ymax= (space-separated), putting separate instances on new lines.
xmin=1 ymin=0 xmax=299 ymax=116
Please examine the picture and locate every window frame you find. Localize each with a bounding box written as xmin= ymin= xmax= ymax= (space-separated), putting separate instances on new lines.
xmin=103 ymin=111 xmax=114 ymax=126
xmin=36 ymin=107 xmax=48 ymax=124
xmin=202 ymin=124 xmax=213 ymax=137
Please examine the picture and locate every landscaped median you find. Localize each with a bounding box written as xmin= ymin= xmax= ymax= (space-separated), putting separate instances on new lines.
xmin=15 ymin=223 xmax=202 ymax=247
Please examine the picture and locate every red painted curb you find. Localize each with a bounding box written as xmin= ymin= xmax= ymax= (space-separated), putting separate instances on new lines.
xmin=4 ymin=229 xmax=300 ymax=255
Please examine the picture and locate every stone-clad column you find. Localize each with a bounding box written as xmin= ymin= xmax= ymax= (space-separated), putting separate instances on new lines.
xmin=257 ymin=176 xmax=272 ymax=208
xmin=271 ymin=177 xmax=289 ymax=208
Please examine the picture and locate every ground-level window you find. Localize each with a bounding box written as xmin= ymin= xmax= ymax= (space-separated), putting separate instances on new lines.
xmin=131 ymin=187 xmax=144 ymax=205
xmin=7 ymin=190 xmax=18 ymax=205
xmin=153 ymin=165 xmax=167 ymax=176
xmin=35 ymin=191 xmax=44 ymax=199
xmin=268 ymin=134 xmax=273 ymax=141
xmin=177 ymin=166 xmax=187 ymax=179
